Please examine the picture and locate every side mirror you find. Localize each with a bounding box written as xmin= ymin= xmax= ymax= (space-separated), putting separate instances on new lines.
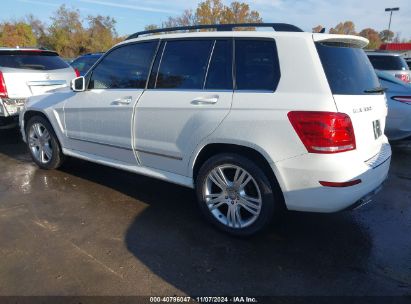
xmin=71 ymin=76 xmax=86 ymax=92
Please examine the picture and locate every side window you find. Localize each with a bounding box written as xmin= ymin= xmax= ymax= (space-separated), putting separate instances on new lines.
xmin=205 ymin=40 xmax=233 ymax=90
xmin=155 ymin=40 xmax=213 ymax=89
xmin=89 ymin=41 xmax=158 ymax=89
xmin=235 ymin=39 xmax=280 ymax=91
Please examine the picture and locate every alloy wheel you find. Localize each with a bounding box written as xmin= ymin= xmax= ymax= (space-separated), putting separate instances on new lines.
xmin=204 ymin=164 xmax=262 ymax=229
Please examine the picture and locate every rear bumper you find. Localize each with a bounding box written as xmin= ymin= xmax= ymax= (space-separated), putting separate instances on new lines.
xmin=0 ymin=98 xmax=25 ymax=118
xmin=271 ymin=141 xmax=392 ymax=213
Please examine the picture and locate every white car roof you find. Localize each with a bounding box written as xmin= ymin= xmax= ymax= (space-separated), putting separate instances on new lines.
xmin=116 ymin=31 xmax=369 ymax=49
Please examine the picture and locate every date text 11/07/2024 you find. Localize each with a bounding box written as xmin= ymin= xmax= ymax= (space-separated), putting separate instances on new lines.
xmin=149 ymin=296 xmax=258 ymax=303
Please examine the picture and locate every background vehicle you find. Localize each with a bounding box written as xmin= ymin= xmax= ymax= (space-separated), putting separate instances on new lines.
xmin=70 ymin=52 xmax=104 ymax=76
xmin=20 ymin=24 xmax=391 ymax=236
xmin=377 ymin=70 xmax=411 ymax=141
xmin=367 ymin=52 xmax=411 ymax=83
xmin=0 ymin=48 xmax=77 ymax=128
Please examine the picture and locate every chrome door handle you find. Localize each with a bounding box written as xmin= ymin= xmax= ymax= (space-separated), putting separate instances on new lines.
xmin=112 ymin=96 xmax=132 ymax=105
xmin=191 ymin=96 xmax=219 ymax=105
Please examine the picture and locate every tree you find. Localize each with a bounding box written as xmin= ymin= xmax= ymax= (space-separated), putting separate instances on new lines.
xmin=145 ymin=24 xmax=160 ymax=31
xmin=359 ymin=28 xmax=382 ymax=49
xmin=220 ymin=1 xmax=262 ymax=24
xmin=163 ymin=9 xmax=196 ymax=27
xmin=44 ymin=5 xmax=119 ymax=57
xmin=148 ymin=0 xmax=262 ymax=30
xmin=312 ymin=25 xmax=324 ymax=33
xmin=86 ymin=15 xmax=117 ymax=52
xmin=46 ymin=5 xmax=86 ymax=57
xmin=329 ymin=21 xmax=356 ymax=35
xmin=26 ymin=15 xmax=47 ymax=47
xmin=0 ymin=22 xmax=37 ymax=47
xmin=196 ymin=0 xmax=224 ymax=25
xmin=379 ymin=29 xmax=394 ymax=43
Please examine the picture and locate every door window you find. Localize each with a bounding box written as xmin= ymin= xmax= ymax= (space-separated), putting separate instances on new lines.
xmin=89 ymin=41 xmax=158 ymax=89
xmin=205 ymin=40 xmax=233 ymax=90
xmin=155 ymin=40 xmax=213 ymax=89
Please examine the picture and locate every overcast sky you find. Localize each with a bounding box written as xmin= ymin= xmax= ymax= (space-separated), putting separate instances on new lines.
xmin=3 ymin=0 xmax=411 ymax=39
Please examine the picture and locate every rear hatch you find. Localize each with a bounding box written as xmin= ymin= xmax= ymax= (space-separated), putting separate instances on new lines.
xmin=314 ymin=34 xmax=388 ymax=162
xmin=0 ymin=50 xmax=75 ymax=99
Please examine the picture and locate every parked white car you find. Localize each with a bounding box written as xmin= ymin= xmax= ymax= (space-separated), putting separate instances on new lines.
xmin=0 ymin=48 xmax=77 ymax=129
xmin=20 ymin=24 xmax=391 ymax=235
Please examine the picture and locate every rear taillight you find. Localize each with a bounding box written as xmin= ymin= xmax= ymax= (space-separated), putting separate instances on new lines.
xmin=395 ymin=74 xmax=411 ymax=83
xmin=392 ymin=96 xmax=411 ymax=105
xmin=74 ymin=68 xmax=80 ymax=77
xmin=288 ymin=111 xmax=356 ymax=154
xmin=0 ymin=72 xmax=8 ymax=99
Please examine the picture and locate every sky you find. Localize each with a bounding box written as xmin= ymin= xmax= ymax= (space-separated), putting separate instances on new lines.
xmin=1 ymin=0 xmax=411 ymax=40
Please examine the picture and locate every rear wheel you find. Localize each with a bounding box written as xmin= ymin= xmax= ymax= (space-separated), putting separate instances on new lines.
xmin=196 ymin=153 xmax=281 ymax=236
xmin=26 ymin=116 xmax=64 ymax=170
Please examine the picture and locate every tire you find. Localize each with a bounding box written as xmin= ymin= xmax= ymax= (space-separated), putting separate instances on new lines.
xmin=195 ymin=153 xmax=282 ymax=236
xmin=26 ymin=115 xmax=65 ymax=170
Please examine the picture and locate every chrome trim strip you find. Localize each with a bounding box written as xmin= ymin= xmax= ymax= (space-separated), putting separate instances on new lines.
xmin=135 ymin=148 xmax=183 ymax=160
xmin=69 ymin=137 xmax=133 ymax=151
xmin=27 ymin=80 xmax=66 ymax=86
xmin=203 ymin=40 xmax=216 ymax=89
xmin=69 ymin=136 xmax=182 ymax=160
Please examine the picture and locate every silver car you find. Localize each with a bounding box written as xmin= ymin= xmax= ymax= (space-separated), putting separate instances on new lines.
xmin=367 ymin=52 xmax=411 ymax=84
xmin=377 ymin=70 xmax=411 ymax=140
xmin=0 ymin=48 xmax=76 ymax=129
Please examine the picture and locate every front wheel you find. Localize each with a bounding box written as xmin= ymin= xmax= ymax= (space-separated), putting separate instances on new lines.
xmin=196 ymin=153 xmax=281 ymax=236
xmin=26 ymin=116 xmax=65 ymax=170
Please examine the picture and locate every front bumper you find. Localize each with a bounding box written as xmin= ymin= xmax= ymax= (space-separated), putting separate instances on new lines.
xmin=271 ymin=141 xmax=392 ymax=213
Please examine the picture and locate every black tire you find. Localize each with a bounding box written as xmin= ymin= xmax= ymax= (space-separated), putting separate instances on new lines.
xmin=26 ymin=115 xmax=65 ymax=170
xmin=196 ymin=153 xmax=282 ymax=236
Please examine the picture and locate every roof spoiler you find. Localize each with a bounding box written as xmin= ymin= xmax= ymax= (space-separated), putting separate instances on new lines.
xmin=313 ymin=34 xmax=369 ymax=49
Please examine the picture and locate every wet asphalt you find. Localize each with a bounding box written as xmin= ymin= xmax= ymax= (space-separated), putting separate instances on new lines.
xmin=0 ymin=128 xmax=410 ymax=297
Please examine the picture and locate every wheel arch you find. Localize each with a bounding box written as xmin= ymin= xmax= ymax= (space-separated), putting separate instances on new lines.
xmin=191 ymin=142 xmax=286 ymax=208
xmin=23 ymin=110 xmax=64 ymax=149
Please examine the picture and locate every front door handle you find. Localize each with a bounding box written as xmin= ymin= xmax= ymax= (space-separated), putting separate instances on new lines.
xmin=191 ymin=95 xmax=219 ymax=105
xmin=112 ymin=96 xmax=132 ymax=105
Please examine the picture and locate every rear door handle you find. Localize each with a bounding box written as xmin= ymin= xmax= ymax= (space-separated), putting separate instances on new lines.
xmin=191 ymin=95 xmax=219 ymax=105
xmin=112 ymin=96 xmax=132 ymax=105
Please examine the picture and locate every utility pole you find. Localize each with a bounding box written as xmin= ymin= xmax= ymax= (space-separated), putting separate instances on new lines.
xmin=385 ymin=7 xmax=400 ymax=42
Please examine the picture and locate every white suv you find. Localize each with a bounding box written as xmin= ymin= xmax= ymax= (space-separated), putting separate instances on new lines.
xmin=0 ymin=48 xmax=76 ymax=129
xmin=20 ymin=24 xmax=391 ymax=235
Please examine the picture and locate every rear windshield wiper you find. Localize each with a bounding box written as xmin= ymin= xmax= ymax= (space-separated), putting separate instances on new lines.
xmin=364 ymin=87 xmax=387 ymax=94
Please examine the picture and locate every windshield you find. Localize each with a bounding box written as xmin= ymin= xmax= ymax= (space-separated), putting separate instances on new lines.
xmin=316 ymin=42 xmax=381 ymax=95
xmin=367 ymin=55 xmax=409 ymax=71
xmin=0 ymin=51 xmax=69 ymax=70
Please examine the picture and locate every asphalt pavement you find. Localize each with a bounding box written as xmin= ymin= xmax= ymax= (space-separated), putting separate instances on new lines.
xmin=0 ymin=129 xmax=410 ymax=297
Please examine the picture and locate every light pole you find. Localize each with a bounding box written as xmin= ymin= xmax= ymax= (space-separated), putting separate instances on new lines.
xmin=385 ymin=7 xmax=399 ymax=41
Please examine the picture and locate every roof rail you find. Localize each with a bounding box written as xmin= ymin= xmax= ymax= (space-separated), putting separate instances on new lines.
xmin=126 ymin=23 xmax=303 ymax=40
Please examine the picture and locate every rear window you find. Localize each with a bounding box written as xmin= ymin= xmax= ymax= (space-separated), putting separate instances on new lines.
xmin=316 ymin=42 xmax=380 ymax=95
xmin=368 ymin=55 xmax=409 ymax=71
xmin=0 ymin=51 xmax=69 ymax=70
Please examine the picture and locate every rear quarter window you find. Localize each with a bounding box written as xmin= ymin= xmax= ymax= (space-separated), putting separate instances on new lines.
xmin=316 ymin=42 xmax=380 ymax=95
xmin=235 ymin=39 xmax=280 ymax=91
xmin=0 ymin=51 xmax=69 ymax=70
